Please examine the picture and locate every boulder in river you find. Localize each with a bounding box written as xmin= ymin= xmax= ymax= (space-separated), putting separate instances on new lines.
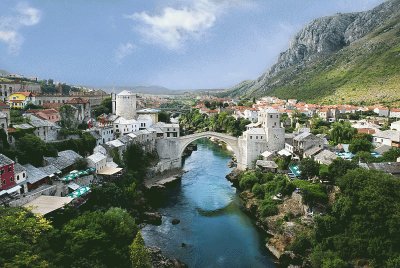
xmin=143 ymin=212 xmax=162 ymax=225
xmin=171 ymin=218 xmax=180 ymax=225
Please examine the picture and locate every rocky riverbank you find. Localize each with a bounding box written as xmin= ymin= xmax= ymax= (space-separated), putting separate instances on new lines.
xmin=226 ymin=170 xmax=311 ymax=267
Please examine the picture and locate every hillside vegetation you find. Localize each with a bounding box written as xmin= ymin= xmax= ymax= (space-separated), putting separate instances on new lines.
xmin=225 ymin=0 xmax=400 ymax=105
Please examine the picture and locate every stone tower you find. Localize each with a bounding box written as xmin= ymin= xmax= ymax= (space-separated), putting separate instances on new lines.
xmin=115 ymin=90 xmax=137 ymax=120
xmin=262 ymin=108 xmax=285 ymax=151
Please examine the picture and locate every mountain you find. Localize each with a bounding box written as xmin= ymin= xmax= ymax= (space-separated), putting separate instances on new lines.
xmin=225 ymin=0 xmax=400 ymax=105
xmin=101 ymin=85 xmax=185 ymax=95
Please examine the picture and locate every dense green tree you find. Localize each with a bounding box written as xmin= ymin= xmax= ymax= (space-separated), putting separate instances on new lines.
xmin=0 ymin=207 xmax=52 ymax=267
xmin=59 ymin=105 xmax=77 ymax=129
xmin=349 ymin=138 xmax=373 ymax=153
xmin=158 ymin=111 xmax=171 ymax=123
xmin=93 ymin=97 xmax=112 ymax=117
xmin=329 ymin=121 xmax=357 ymax=145
xmin=299 ymin=158 xmax=320 ymax=180
xmin=352 ymin=151 xmax=375 ymax=163
xmin=129 ymin=232 xmax=151 ymax=268
xmin=382 ymin=148 xmax=400 ymax=162
xmin=312 ymin=169 xmax=400 ymax=266
xmin=59 ymin=208 xmax=137 ymax=268
xmin=16 ymin=134 xmax=52 ymax=166
xmin=327 ymin=158 xmax=358 ymax=183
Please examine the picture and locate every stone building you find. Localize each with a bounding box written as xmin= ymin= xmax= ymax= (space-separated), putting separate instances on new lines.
xmin=112 ymin=90 xmax=137 ymax=120
xmin=239 ymin=108 xmax=285 ymax=168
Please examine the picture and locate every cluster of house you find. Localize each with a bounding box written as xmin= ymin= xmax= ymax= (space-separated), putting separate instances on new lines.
xmin=0 ymin=90 xmax=181 ymax=215
xmin=194 ymin=96 xmax=400 ymax=123
xmin=237 ymin=107 xmax=400 ymax=177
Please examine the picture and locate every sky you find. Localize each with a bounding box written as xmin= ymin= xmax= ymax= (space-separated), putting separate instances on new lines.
xmin=0 ymin=0 xmax=384 ymax=90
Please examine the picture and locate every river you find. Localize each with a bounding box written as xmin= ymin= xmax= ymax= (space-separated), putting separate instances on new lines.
xmin=142 ymin=139 xmax=276 ymax=267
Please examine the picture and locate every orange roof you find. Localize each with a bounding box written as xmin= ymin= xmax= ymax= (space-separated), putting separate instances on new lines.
xmin=0 ymin=102 xmax=8 ymax=108
xmin=66 ymin=97 xmax=89 ymax=104
xmin=390 ymin=108 xmax=400 ymax=112
xmin=357 ymin=128 xmax=376 ymax=134
xmin=13 ymin=91 xmax=33 ymax=97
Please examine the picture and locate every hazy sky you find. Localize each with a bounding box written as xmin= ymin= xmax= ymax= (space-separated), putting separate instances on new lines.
xmin=0 ymin=0 xmax=384 ymax=89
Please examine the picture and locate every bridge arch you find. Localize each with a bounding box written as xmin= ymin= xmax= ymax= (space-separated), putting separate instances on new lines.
xmin=178 ymin=132 xmax=241 ymax=165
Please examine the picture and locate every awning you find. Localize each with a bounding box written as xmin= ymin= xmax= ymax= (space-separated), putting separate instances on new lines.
xmin=98 ymin=166 xmax=123 ymax=176
xmin=0 ymin=185 xmax=21 ymax=196
xmin=278 ymin=149 xmax=292 ymax=157
xmin=23 ymin=195 xmax=73 ymax=215
xmin=68 ymin=186 xmax=90 ymax=199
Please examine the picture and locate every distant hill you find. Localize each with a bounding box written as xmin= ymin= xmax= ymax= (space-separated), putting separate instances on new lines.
xmin=224 ymin=0 xmax=400 ymax=105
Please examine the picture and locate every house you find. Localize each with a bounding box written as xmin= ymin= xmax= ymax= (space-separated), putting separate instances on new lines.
xmin=373 ymin=106 xmax=389 ymax=117
xmin=0 ymin=154 xmax=16 ymax=191
xmin=87 ymin=152 xmax=107 ymax=173
xmin=373 ymin=130 xmax=400 ymax=148
xmin=374 ymin=144 xmax=392 ymax=155
xmin=0 ymin=101 xmax=10 ymax=122
xmin=136 ymin=108 xmax=160 ymax=124
xmin=314 ymin=150 xmax=337 ymax=166
xmin=256 ymin=160 xmax=278 ymax=172
xmin=389 ymin=108 xmax=400 ymax=119
xmin=65 ymin=97 xmax=91 ymax=122
xmin=14 ymin=163 xmax=28 ymax=194
xmin=44 ymin=150 xmax=82 ymax=173
xmin=27 ymin=109 xmax=60 ymax=123
xmin=244 ymin=109 xmax=258 ymax=122
xmin=113 ymin=117 xmax=139 ymax=137
xmin=27 ymin=115 xmax=60 ymax=142
xmin=23 ymin=164 xmax=49 ymax=191
xmin=137 ymin=114 xmax=154 ymax=130
xmin=152 ymin=122 xmax=180 ymax=138
xmin=390 ymin=121 xmax=400 ymax=131
xmin=286 ymin=132 xmax=324 ymax=157
xmin=87 ymin=125 xmax=114 ymax=145
xmin=8 ymin=92 xmax=35 ymax=109
xmin=359 ymin=162 xmax=400 ymax=176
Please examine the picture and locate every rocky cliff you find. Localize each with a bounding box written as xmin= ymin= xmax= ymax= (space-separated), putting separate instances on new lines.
xmin=226 ymin=0 xmax=400 ymax=104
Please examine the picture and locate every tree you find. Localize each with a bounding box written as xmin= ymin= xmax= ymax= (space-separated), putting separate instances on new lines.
xmin=129 ymin=232 xmax=151 ymax=268
xmin=328 ymin=158 xmax=358 ymax=183
xmin=382 ymin=148 xmax=400 ymax=162
xmin=349 ymin=138 xmax=373 ymax=153
xmin=16 ymin=134 xmax=48 ymax=166
xmin=59 ymin=105 xmax=77 ymax=129
xmin=329 ymin=121 xmax=356 ymax=145
xmin=60 ymin=208 xmax=137 ymax=268
xmin=299 ymin=158 xmax=320 ymax=180
xmin=74 ymin=158 xmax=88 ymax=170
xmin=158 ymin=111 xmax=170 ymax=123
xmin=0 ymin=207 xmax=52 ymax=267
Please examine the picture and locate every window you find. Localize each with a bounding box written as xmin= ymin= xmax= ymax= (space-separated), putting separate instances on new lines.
xmin=2 ymin=180 xmax=6 ymax=185
xmin=0 ymin=169 xmax=3 ymax=175
xmin=270 ymin=115 xmax=272 ymax=118
xmin=17 ymin=175 xmax=20 ymax=181
xmin=256 ymin=136 xmax=258 ymax=139
xmin=10 ymin=177 xmax=14 ymax=182
xmin=250 ymin=136 xmax=252 ymax=139
xmin=8 ymin=166 xmax=12 ymax=172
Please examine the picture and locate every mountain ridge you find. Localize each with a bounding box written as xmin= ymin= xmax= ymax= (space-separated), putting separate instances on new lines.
xmin=224 ymin=0 xmax=400 ymax=105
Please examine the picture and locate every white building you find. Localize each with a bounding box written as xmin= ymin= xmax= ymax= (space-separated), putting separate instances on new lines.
xmin=152 ymin=122 xmax=180 ymax=138
xmin=87 ymin=152 xmax=107 ymax=173
xmin=14 ymin=163 xmax=28 ymax=194
xmin=137 ymin=114 xmax=154 ymax=130
xmin=390 ymin=109 xmax=400 ymax=119
xmin=113 ymin=90 xmax=137 ymax=120
xmin=390 ymin=121 xmax=400 ymax=131
xmin=244 ymin=109 xmax=258 ymax=123
xmin=373 ymin=107 xmax=389 ymax=117
xmin=28 ymin=116 xmax=60 ymax=142
xmin=373 ymin=130 xmax=400 ymax=147
xmin=239 ymin=108 xmax=285 ymax=168
xmin=113 ymin=117 xmax=139 ymax=137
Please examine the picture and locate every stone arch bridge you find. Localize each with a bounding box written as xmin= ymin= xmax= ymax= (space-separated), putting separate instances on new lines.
xmin=156 ymin=131 xmax=245 ymax=171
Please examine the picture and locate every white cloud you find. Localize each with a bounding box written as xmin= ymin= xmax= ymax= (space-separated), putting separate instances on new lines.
xmin=0 ymin=2 xmax=42 ymax=55
xmin=126 ymin=0 xmax=252 ymax=50
xmin=114 ymin=42 xmax=135 ymax=64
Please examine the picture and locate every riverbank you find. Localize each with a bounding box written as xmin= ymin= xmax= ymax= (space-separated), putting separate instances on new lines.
xmin=226 ymin=170 xmax=310 ymax=267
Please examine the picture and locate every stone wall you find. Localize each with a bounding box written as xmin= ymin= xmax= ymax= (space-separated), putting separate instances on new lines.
xmin=9 ymin=184 xmax=57 ymax=207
